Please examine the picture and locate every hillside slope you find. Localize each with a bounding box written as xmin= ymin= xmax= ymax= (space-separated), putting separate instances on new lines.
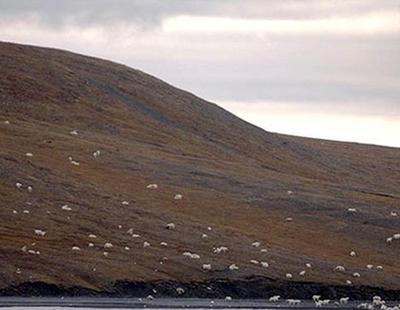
xmin=0 ymin=41 xmax=399 ymax=297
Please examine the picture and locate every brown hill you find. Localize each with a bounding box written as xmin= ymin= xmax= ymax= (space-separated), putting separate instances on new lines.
xmin=0 ymin=41 xmax=399 ymax=297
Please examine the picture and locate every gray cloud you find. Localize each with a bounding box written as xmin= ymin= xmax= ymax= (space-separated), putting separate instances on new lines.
xmin=129 ymin=33 xmax=400 ymax=116
xmin=0 ymin=0 xmax=398 ymax=28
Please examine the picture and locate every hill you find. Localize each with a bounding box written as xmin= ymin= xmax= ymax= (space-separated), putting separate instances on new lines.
xmin=0 ymin=41 xmax=399 ymax=298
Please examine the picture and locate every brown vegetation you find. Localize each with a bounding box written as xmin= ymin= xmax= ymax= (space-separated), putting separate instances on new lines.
xmin=0 ymin=41 xmax=399 ymax=294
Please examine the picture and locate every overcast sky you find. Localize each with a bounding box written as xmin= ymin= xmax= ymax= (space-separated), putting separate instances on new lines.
xmin=0 ymin=0 xmax=399 ymax=147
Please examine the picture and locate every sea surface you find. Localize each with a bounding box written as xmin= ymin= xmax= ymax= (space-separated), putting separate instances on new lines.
xmin=1 ymin=297 xmax=397 ymax=309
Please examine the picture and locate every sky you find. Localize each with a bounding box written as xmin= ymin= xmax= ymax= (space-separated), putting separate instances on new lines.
xmin=0 ymin=0 xmax=399 ymax=147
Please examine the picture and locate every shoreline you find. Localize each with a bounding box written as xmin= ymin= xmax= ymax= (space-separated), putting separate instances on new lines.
xmin=1 ymin=277 xmax=399 ymax=301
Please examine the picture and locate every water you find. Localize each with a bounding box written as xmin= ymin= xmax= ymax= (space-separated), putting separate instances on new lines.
xmin=0 ymin=297 xmax=366 ymax=309
xmin=2 ymin=308 xmax=269 ymax=310
xmin=2 ymin=297 xmax=400 ymax=309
